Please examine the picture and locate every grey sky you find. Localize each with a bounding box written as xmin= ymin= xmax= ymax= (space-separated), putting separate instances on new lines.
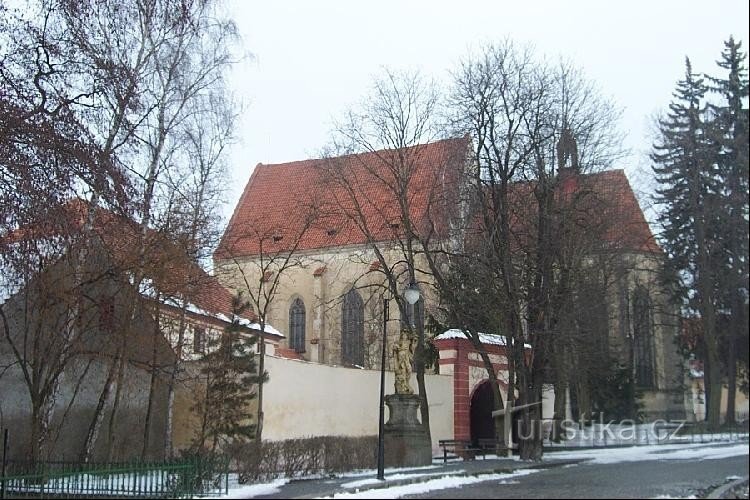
xmin=224 ymin=0 xmax=749 ymax=220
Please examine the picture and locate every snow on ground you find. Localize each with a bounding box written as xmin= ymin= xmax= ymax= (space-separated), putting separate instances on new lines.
xmin=334 ymin=464 xmax=442 ymax=480
xmin=341 ymin=470 xmax=467 ymax=489
xmin=208 ymin=478 xmax=288 ymax=499
xmin=651 ymin=495 xmax=697 ymax=499
xmin=545 ymin=442 xmax=749 ymax=465
xmin=327 ymin=469 xmax=541 ymax=499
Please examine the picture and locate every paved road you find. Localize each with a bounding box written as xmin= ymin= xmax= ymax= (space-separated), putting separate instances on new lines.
xmin=403 ymin=455 xmax=749 ymax=499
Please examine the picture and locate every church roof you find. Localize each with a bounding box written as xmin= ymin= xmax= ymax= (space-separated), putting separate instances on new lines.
xmin=216 ymin=139 xmax=659 ymax=260
xmin=492 ymin=169 xmax=661 ymax=254
xmin=215 ymin=137 xmax=469 ymax=259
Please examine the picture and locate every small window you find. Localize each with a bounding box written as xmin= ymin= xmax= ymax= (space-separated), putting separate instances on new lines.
xmin=193 ymin=326 xmax=206 ymax=354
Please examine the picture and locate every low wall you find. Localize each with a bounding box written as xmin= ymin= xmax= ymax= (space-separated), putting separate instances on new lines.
xmin=262 ymin=355 xmax=453 ymax=452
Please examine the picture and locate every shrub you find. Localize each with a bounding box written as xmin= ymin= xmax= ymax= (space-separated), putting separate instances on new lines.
xmin=229 ymin=435 xmax=377 ymax=483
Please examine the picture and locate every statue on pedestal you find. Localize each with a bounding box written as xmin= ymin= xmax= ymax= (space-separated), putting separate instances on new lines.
xmin=392 ymin=328 xmax=416 ymax=395
xmin=384 ymin=327 xmax=430 ymax=467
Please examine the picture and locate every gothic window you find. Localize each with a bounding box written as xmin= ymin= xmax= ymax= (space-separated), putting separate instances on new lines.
xmin=632 ymin=287 xmax=655 ymax=388
xmin=193 ymin=326 xmax=206 ymax=354
xmin=289 ymin=297 xmax=306 ymax=353
xmin=341 ymin=289 xmax=364 ymax=366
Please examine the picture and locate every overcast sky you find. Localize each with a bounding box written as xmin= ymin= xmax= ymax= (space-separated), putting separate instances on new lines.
xmin=223 ymin=0 xmax=749 ymax=220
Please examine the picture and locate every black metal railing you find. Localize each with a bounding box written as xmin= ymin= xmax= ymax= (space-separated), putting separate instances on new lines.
xmin=0 ymin=455 xmax=229 ymax=499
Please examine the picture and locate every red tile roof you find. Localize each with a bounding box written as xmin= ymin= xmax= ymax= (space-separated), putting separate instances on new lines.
xmin=546 ymin=169 xmax=660 ymax=254
xmin=216 ymin=139 xmax=658 ymax=260
xmin=6 ymin=201 xmax=257 ymax=323
xmin=215 ymin=137 xmax=469 ymax=259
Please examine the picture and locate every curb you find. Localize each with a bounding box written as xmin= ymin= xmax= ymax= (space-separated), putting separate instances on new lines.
xmin=706 ymin=476 xmax=748 ymax=499
xmin=291 ymin=459 xmax=582 ymax=499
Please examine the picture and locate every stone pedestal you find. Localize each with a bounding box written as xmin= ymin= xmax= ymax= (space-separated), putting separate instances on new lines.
xmin=384 ymin=394 xmax=432 ymax=467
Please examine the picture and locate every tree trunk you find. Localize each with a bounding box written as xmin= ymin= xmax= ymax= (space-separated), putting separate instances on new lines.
xmin=164 ymin=309 xmax=189 ymax=458
xmin=141 ymin=343 xmax=160 ymax=459
xmin=552 ymin=381 xmax=567 ymax=442
xmin=141 ymin=300 xmax=163 ymax=460
xmin=415 ymin=332 xmax=431 ymax=443
xmin=724 ymin=296 xmax=741 ymax=425
xmin=254 ymin=324 xmax=266 ymax=444
xmin=80 ymin=361 xmax=116 ymax=462
xmin=575 ymin=376 xmax=592 ymax=424
xmin=104 ymin=353 xmax=127 ymax=462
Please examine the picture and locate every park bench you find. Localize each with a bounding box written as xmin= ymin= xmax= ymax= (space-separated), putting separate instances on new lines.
xmin=438 ymin=439 xmax=507 ymax=463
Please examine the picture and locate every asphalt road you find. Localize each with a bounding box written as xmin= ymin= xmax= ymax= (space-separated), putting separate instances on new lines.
xmin=402 ymin=454 xmax=750 ymax=499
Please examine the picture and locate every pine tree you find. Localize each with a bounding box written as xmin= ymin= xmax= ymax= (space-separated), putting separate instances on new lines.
xmin=652 ymin=58 xmax=724 ymax=428
xmin=706 ymin=37 xmax=750 ymax=425
xmin=193 ymin=293 xmax=267 ymax=452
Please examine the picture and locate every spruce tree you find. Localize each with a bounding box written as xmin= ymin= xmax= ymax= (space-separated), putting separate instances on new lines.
xmin=706 ymin=37 xmax=749 ymax=425
xmin=193 ymin=293 xmax=267 ymax=452
xmin=652 ymin=58 xmax=724 ymax=428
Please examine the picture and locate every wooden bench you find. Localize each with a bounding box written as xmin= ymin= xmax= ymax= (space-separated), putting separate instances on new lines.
xmin=438 ymin=439 xmax=506 ymax=463
xmin=438 ymin=440 xmax=476 ymax=463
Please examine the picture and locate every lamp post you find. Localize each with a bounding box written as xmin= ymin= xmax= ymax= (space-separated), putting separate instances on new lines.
xmin=377 ymin=297 xmax=388 ymax=480
xmin=377 ymin=281 xmax=421 ymax=481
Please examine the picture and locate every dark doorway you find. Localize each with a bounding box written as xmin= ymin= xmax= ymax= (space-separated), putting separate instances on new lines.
xmin=470 ymin=380 xmax=496 ymax=446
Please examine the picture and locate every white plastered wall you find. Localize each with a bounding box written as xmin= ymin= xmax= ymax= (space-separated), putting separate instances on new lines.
xmin=262 ymin=354 xmax=453 ymax=452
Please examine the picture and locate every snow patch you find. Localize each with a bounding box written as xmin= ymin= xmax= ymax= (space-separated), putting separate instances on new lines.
xmin=341 ymin=470 xmax=466 ymax=489
xmin=328 ymin=469 xmax=541 ymax=499
xmin=545 ymin=443 xmax=749 ymax=465
xmin=437 ymin=329 xmax=532 ymax=349
xmin=211 ymin=478 xmax=288 ymax=499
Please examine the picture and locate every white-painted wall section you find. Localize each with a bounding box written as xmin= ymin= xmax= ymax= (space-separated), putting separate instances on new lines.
xmin=262 ymin=355 xmax=453 ymax=452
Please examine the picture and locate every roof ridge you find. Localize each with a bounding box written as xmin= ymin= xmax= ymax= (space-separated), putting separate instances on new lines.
xmin=255 ymin=136 xmax=467 ymax=168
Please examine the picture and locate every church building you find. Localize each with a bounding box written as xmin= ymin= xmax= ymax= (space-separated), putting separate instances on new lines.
xmin=215 ymin=134 xmax=687 ymax=445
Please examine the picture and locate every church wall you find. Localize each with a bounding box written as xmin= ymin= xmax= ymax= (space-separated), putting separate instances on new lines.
xmin=261 ymin=354 xmax=454 ymax=452
xmin=216 ymin=245 xmax=436 ymax=370
xmin=606 ymin=252 xmax=687 ymax=420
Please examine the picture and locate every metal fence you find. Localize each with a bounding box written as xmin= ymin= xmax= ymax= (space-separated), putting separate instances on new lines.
xmin=0 ymin=455 xmax=229 ymax=499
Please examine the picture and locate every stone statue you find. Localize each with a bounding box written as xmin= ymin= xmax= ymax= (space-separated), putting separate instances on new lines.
xmin=393 ymin=329 xmax=416 ymax=394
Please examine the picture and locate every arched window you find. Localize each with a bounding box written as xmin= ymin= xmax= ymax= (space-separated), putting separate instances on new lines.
xmin=289 ymin=297 xmax=306 ymax=353
xmin=342 ymin=289 xmax=364 ymax=366
xmin=632 ymin=287 xmax=655 ymax=388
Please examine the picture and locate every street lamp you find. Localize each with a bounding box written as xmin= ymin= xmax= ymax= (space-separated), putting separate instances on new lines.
xmin=404 ymin=281 xmax=421 ymax=307
xmin=377 ymin=282 xmax=421 ymax=481
xmin=377 ymin=297 xmax=389 ymax=480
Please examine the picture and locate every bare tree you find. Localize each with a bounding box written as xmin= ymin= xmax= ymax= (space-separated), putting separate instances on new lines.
xmin=321 ymin=68 xmax=450 ymax=442
xmin=156 ymin=91 xmax=236 ymax=458
xmin=441 ymin=41 xmax=624 ymax=460
xmin=48 ymin=0 xmax=240 ymax=461
xmin=1 ymin=2 xmax=130 ymax=463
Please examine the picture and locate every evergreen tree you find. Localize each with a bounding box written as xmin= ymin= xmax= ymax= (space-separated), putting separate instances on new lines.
xmin=652 ymin=58 xmax=724 ymax=428
xmin=193 ymin=293 xmax=267 ymax=452
xmin=706 ymin=37 xmax=750 ymax=424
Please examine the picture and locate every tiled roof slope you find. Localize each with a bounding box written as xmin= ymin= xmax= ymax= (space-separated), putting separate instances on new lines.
xmin=584 ymin=169 xmax=661 ymax=253
xmin=216 ymin=138 xmax=658 ymax=259
xmin=215 ymin=137 xmax=469 ymax=259
xmin=91 ymin=207 xmax=258 ymax=322
xmin=469 ymin=169 xmax=660 ymax=254
xmin=5 ymin=201 xmax=256 ymax=322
